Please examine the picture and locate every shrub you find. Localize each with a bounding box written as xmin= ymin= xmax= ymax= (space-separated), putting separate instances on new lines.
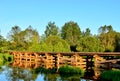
xmin=35 ymin=67 xmax=57 ymax=74
xmin=0 ymin=53 xmax=13 ymax=66
xmin=58 ymin=65 xmax=84 ymax=75
xmin=100 ymin=70 xmax=120 ymax=81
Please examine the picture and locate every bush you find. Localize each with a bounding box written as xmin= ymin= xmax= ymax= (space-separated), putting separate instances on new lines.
xmin=100 ymin=70 xmax=120 ymax=81
xmin=0 ymin=53 xmax=13 ymax=66
xmin=58 ymin=65 xmax=84 ymax=75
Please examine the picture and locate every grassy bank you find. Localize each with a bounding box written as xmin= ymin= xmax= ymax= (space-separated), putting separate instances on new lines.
xmin=58 ymin=65 xmax=84 ymax=75
xmin=0 ymin=53 xmax=13 ymax=66
xmin=100 ymin=70 xmax=120 ymax=81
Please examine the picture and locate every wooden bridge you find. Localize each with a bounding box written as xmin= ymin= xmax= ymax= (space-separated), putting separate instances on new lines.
xmin=8 ymin=51 xmax=120 ymax=78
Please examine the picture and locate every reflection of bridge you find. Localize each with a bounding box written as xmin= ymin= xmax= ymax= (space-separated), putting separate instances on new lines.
xmin=9 ymin=52 xmax=120 ymax=78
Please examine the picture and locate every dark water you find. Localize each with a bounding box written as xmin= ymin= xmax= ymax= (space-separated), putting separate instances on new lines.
xmin=0 ymin=65 xmax=94 ymax=81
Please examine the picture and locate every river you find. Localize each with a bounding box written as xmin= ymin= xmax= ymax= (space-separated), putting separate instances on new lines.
xmin=0 ymin=65 xmax=94 ymax=81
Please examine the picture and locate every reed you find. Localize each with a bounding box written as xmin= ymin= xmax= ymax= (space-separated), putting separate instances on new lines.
xmin=100 ymin=70 xmax=120 ymax=81
xmin=58 ymin=65 xmax=84 ymax=75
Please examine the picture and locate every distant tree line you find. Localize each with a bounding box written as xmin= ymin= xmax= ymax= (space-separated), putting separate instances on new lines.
xmin=0 ymin=21 xmax=120 ymax=52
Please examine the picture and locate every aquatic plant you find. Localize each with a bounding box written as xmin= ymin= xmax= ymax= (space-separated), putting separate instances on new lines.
xmin=100 ymin=70 xmax=120 ymax=81
xmin=58 ymin=65 xmax=84 ymax=75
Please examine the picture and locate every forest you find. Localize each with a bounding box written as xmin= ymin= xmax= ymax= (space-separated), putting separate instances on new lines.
xmin=0 ymin=21 xmax=120 ymax=52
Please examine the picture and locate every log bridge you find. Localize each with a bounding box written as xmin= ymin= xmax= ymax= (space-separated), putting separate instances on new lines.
xmin=8 ymin=52 xmax=120 ymax=70
xmin=7 ymin=51 xmax=120 ymax=79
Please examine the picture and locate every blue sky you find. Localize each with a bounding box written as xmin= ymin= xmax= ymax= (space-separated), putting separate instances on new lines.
xmin=0 ymin=0 xmax=120 ymax=38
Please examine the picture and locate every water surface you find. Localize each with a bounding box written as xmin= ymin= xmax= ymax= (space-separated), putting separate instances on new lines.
xmin=0 ymin=65 xmax=93 ymax=81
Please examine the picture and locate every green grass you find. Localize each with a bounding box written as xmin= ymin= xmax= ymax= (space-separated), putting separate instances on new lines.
xmin=100 ymin=70 xmax=120 ymax=81
xmin=0 ymin=53 xmax=13 ymax=66
xmin=34 ymin=65 xmax=84 ymax=77
xmin=58 ymin=65 xmax=84 ymax=76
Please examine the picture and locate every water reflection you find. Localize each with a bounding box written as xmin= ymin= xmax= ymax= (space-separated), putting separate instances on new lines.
xmin=0 ymin=55 xmax=102 ymax=81
xmin=0 ymin=66 xmax=36 ymax=81
xmin=0 ymin=65 xmax=93 ymax=81
xmin=0 ymin=53 xmax=96 ymax=81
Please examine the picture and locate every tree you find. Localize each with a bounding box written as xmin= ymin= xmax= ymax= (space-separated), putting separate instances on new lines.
xmin=23 ymin=26 xmax=40 ymax=51
xmin=77 ymin=36 xmax=104 ymax=52
xmin=7 ymin=25 xmax=40 ymax=51
xmin=45 ymin=22 xmax=59 ymax=37
xmin=0 ymin=34 xmax=7 ymax=51
xmin=82 ymin=28 xmax=91 ymax=36
xmin=7 ymin=26 xmax=22 ymax=50
xmin=39 ymin=42 xmax=53 ymax=52
xmin=98 ymin=25 xmax=115 ymax=52
xmin=114 ymin=32 xmax=120 ymax=52
xmin=77 ymin=28 xmax=105 ymax=52
xmin=61 ymin=21 xmax=81 ymax=51
xmin=8 ymin=26 xmax=21 ymax=42
xmin=40 ymin=35 xmax=70 ymax=52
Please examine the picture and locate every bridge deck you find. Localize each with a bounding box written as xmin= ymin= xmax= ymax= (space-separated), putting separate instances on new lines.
xmin=8 ymin=51 xmax=120 ymax=56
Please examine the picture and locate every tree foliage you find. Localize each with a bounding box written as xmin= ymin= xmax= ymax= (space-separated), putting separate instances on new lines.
xmin=43 ymin=35 xmax=70 ymax=52
xmin=77 ymin=36 xmax=104 ymax=52
xmin=45 ymin=22 xmax=59 ymax=37
xmin=61 ymin=21 xmax=81 ymax=46
xmin=1 ymin=21 xmax=120 ymax=52
xmin=82 ymin=28 xmax=91 ymax=36
xmin=0 ymin=34 xmax=7 ymax=51
xmin=61 ymin=21 xmax=81 ymax=51
xmin=114 ymin=32 xmax=120 ymax=52
xmin=98 ymin=25 xmax=116 ymax=52
xmin=7 ymin=26 xmax=22 ymax=50
xmin=7 ymin=26 xmax=40 ymax=51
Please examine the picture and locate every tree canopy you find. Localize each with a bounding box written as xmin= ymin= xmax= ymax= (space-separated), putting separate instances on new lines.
xmin=45 ymin=22 xmax=59 ymax=37
xmin=0 ymin=21 xmax=120 ymax=52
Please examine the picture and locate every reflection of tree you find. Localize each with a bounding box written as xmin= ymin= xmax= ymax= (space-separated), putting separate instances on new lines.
xmin=59 ymin=74 xmax=81 ymax=81
xmin=0 ymin=66 xmax=93 ymax=81
xmin=43 ymin=73 xmax=59 ymax=81
xmin=3 ymin=66 xmax=38 ymax=81
xmin=0 ymin=66 xmax=3 ymax=74
xmin=43 ymin=73 xmax=83 ymax=81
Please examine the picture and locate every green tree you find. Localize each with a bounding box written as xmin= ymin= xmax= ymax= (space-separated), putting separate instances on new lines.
xmin=45 ymin=22 xmax=59 ymax=37
xmin=0 ymin=34 xmax=7 ymax=51
xmin=82 ymin=28 xmax=91 ymax=36
xmin=77 ymin=28 xmax=104 ymax=52
xmin=7 ymin=25 xmax=40 ymax=51
xmin=39 ymin=42 xmax=53 ymax=52
xmin=98 ymin=25 xmax=115 ymax=52
xmin=8 ymin=26 xmax=21 ymax=42
xmin=61 ymin=21 xmax=81 ymax=51
xmin=114 ymin=32 xmax=120 ymax=52
xmin=77 ymin=36 xmax=104 ymax=52
xmin=40 ymin=35 xmax=70 ymax=52
xmin=7 ymin=26 xmax=22 ymax=50
xmin=23 ymin=26 xmax=40 ymax=51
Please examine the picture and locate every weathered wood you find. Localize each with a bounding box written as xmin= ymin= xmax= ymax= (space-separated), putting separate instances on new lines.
xmin=9 ymin=51 xmax=120 ymax=69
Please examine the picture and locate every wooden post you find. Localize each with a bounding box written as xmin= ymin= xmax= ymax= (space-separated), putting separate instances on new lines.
xmin=93 ymin=54 xmax=106 ymax=68
xmin=57 ymin=53 xmax=60 ymax=69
